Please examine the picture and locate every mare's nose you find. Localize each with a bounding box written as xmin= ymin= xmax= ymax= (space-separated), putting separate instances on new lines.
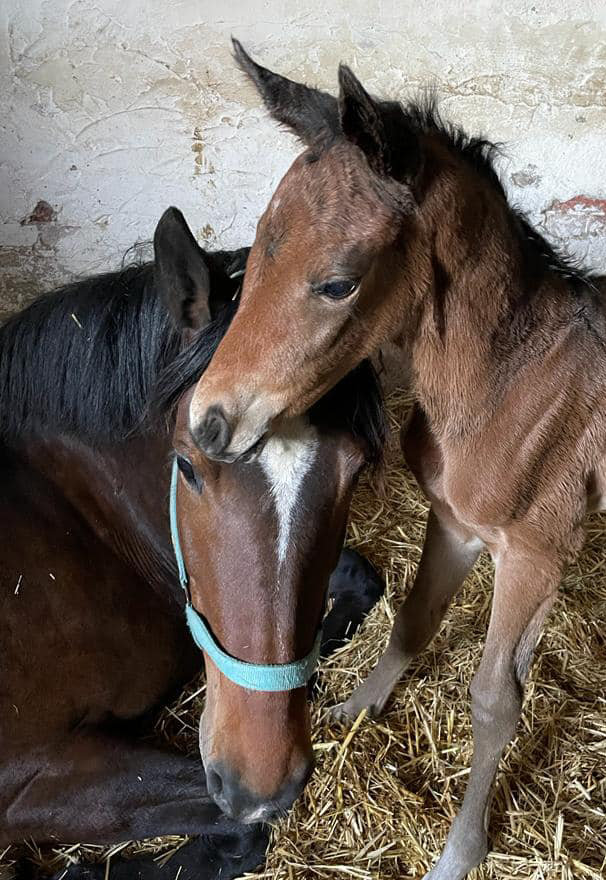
xmin=193 ymin=404 xmax=232 ymax=458
xmin=206 ymin=758 xmax=314 ymax=823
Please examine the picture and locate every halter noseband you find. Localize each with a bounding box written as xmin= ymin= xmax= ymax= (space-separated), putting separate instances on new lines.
xmin=169 ymin=458 xmax=321 ymax=692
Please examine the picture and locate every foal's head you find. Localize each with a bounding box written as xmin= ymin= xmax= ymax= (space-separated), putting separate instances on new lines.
xmin=191 ymin=42 xmax=509 ymax=458
xmin=154 ymin=208 xmax=384 ymax=822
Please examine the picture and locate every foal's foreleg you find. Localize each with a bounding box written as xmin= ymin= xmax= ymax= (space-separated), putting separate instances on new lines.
xmin=424 ymin=552 xmax=560 ymax=880
xmin=333 ymin=506 xmax=481 ymax=721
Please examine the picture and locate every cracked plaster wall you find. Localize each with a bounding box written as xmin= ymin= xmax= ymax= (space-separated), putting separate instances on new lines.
xmin=1 ymin=0 xmax=606 ymax=316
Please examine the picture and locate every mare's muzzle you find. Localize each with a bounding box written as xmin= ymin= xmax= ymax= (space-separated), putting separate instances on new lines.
xmin=205 ymin=757 xmax=314 ymax=823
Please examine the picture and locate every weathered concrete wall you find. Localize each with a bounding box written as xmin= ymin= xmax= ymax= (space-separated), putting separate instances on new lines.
xmin=1 ymin=0 xmax=606 ymax=315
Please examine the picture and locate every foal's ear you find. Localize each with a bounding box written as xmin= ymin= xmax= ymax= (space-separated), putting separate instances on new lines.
xmin=338 ymin=66 xmax=389 ymax=176
xmin=154 ymin=207 xmax=213 ymax=331
xmin=232 ymin=38 xmax=338 ymax=147
xmin=338 ymin=65 xmax=420 ymax=184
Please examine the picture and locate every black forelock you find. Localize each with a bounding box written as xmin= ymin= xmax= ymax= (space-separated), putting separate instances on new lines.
xmin=152 ymin=300 xmax=237 ymax=423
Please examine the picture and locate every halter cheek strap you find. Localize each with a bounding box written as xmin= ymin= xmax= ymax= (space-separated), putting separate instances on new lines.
xmin=169 ymin=458 xmax=321 ymax=692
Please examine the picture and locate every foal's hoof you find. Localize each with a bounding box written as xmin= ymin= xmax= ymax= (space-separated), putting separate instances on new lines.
xmin=421 ymin=832 xmax=489 ymax=880
xmin=331 ymin=697 xmax=380 ymax=725
xmin=331 ymin=701 xmax=356 ymax=724
xmin=331 ymin=680 xmax=391 ymax=724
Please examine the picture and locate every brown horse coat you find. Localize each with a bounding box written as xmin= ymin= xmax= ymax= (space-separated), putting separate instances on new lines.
xmin=189 ymin=44 xmax=606 ymax=880
xmin=1 ymin=207 xmax=386 ymax=878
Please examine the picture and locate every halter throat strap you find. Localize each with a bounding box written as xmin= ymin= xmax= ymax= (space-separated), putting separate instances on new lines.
xmin=169 ymin=457 xmax=321 ymax=692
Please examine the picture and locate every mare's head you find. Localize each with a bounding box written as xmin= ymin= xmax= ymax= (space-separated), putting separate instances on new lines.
xmin=154 ymin=208 xmax=384 ymax=822
xmin=191 ymin=42 xmax=509 ymax=458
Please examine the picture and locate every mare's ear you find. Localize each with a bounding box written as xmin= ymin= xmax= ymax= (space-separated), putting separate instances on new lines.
xmin=206 ymin=246 xmax=250 ymax=282
xmin=232 ymin=38 xmax=338 ymax=147
xmin=154 ymin=207 xmax=213 ymax=330
xmin=338 ymin=65 xmax=420 ymax=185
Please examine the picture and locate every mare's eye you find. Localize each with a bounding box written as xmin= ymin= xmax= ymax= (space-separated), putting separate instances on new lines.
xmin=176 ymin=456 xmax=202 ymax=492
xmin=314 ymin=279 xmax=360 ymax=300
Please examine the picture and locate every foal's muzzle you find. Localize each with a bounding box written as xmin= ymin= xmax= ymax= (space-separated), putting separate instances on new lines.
xmin=192 ymin=403 xmax=232 ymax=458
xmin=189 ymin=385 xmax=286 ymax=462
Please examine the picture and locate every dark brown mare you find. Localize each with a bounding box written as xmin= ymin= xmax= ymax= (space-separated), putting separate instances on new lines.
xmin=189 ymin=43 xmax=606 ymax=880
xmin=0 ymin=207 xmax=386 ymax=878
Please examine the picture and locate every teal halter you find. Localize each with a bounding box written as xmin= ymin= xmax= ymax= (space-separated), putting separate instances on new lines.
xmin=169 ymin=457 xmax=322 ymax=692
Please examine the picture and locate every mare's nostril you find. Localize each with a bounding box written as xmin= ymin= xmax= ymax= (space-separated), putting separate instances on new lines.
xmin=206 ymin=766 xmax=224 ymax=799
xmin=194 ymin=404 xmax=232 ymax=457
xmin=204 ymin=759 xmax=313 ymax=822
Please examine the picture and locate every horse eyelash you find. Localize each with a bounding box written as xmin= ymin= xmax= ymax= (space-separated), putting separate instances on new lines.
xmin=176 ymin=456 xmax=203 ymax=493
xmin=312 ymin=278 xmax=360 ymax=299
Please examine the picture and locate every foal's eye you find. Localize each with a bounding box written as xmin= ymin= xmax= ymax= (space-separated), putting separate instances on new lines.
xmin=176 ymin=456 xmax=202 ymax=492
xmin=314 ymin=279 xmax=360 ymax=300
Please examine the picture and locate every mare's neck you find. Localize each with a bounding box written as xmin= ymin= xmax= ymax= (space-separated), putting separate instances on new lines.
xmin=26 ymin=430 xmax=182 ymax=607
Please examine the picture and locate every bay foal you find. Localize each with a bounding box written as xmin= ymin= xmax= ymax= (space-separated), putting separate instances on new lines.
xmin=190 ymin=43 xmax=606 ymax=879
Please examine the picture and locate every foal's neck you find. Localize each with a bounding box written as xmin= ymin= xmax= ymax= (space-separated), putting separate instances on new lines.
xmin=407 ymin=182 xmax=579 ymax=439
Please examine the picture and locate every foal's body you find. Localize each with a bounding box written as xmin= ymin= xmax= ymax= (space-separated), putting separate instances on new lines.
xmin=190 ymin=44 xmax=606 ymax=879
xmin=337 ymin=274 xmax=606 ymax=877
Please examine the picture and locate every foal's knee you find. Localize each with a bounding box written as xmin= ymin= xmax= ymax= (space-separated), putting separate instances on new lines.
xmin=469 ymin=666 xmax=521 ymax=747
xmin=513 ymin=592 xmax=557 ymax=686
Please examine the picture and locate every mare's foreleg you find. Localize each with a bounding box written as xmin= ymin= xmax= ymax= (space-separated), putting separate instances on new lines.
xmin=3 ymin=733 xmax=267 ymax=880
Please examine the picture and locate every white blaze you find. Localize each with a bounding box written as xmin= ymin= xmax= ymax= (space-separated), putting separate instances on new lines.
xmin=259 ymin=417 xmax=319 ymax=565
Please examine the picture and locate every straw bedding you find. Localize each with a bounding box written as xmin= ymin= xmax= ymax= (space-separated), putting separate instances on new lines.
xmin=2 ymin=388 xmax=605 ymax=880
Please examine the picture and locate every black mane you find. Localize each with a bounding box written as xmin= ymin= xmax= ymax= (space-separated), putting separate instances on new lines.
xmin=319 ymin=90 xmax=592 ymax=292
xmin=0 ymin=259 xmax=386 ymax=464
xmin=0 ymin=264 xmax=170 ymax=443
xmin=399 ymin=96 xmax=593 ymax=289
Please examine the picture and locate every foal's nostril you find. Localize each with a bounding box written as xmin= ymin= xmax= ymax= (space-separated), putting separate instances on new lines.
xmin=194 ymin=405 xmax=232 ymax=457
